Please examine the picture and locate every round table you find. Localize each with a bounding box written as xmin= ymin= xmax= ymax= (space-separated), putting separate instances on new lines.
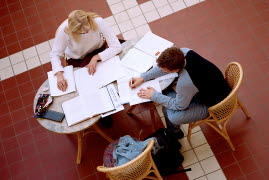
xmin=33 ymin=38 xmax=174 ymax=164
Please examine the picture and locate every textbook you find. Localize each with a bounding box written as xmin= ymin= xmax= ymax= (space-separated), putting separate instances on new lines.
xmin=62 ymin=86 xmax=116 ymax=127
xmin=120 ymin=32 xmax=174 ymax=73
xmin=74 ymin=56 xmax=125 ymax=95
xmin=47 ymin=65 xmax=76 ymax=97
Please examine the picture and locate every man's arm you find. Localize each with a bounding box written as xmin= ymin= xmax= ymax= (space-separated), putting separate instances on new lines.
xmin=151 ymin=69 xmax=199 ymax=110
xmin=141 ymin=66 xmax=168 ymax=81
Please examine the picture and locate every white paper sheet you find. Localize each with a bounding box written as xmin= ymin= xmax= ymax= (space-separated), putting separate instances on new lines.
xmin=47 ymin=66 xmax=76 ymax=97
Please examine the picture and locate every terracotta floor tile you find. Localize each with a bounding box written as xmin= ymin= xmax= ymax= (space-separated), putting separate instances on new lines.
xmin=17 ymin=131 xmax=34 ymax=146
xmin=5 ymin=87 xmax=20 ymax=102
xmin=238 ymin=157 xmax=258 ymax=175
xmin=3 ymin=136 xmax=19 ymax=152
xmin=245 ymin=170 xmax=266 ymax=180
xmin=0 ymin=125 xmax=15 ymax=140
xmin=5 ymin=147 xmax=22 ymax=165
xmin=232 ymin=144 xmax=251 ymax=161
xmin=216 ymin=150 xmax=236 ymax=168
xmin=223 ymin=163 xmax=244 ymax=180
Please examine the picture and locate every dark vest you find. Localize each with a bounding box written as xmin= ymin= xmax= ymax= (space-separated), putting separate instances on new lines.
xmin=184 ymin=50 xmax=231 ymax=107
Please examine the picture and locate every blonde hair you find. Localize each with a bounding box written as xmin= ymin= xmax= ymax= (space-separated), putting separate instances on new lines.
xmin=65 ymin=10 xmax=99 ymax=42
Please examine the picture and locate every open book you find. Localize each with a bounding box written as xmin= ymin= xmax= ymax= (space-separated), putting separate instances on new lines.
xmin=120 ymin=32 xmax=174 ymax=73
xmin=74 ymin=56 xmax=125 ymax=95
xmin=47 ymin=65 xmax=76 ymax=97
xmin=117 ymin=76 xmax=162 ymax=106
xmin=62 ymin=86 xmax=116 ymax=127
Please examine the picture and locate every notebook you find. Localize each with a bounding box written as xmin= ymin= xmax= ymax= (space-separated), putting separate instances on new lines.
xmin=62 ymin=86 xmax=115 ymax=127
xmin=74 ymin=56 xmax=125 ymax=95
xmin=120 ymin=32 xmax=174 ymax=73
xmin=117 ymin=76 xmax=162 ymax=106
xmin=47 ymin=65 xmax=76 ymax=97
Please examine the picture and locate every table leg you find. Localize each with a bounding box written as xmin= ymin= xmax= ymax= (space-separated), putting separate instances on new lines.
xmin=76 ymin=131 xmax=82 ymax=164
xmin=126 ymin=105 xmax=137 ymax=114
xmin=93 ymin=124 xmax=113 ymax=142
xmin=150 ymin=104 xmax=156 ymax=130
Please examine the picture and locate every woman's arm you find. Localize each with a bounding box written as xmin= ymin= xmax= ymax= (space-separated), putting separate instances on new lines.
xmin=50 ymin=22 xmax=69 ymax=75
xmin=95 ymin=17 xmax=122 ymax=61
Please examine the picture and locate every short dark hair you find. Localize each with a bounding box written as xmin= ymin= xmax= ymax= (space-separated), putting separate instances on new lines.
xmin=157 ymin=47 xmax=185 ymax=71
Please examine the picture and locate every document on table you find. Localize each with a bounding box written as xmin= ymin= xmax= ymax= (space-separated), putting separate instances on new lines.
xmin=101 ymin=83 xmax=124 ymax=117
xmin=117 ymin=77 xmax=162 ymax=106
xmin=62 ymin=86 xmax=115 ymax=127
xmin=47 ymin=65 xmax=76 ymax=97
xmin=74 ymin=56 xmax=125 ymax=95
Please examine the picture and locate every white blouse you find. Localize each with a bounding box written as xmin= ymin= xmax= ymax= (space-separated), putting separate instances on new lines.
xmin=50 ymin=17 xmax=122 ymax=74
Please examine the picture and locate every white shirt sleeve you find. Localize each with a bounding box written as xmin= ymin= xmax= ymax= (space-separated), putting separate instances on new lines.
xmin=96 ymin=18 xmax=122 ymax=61
xmin=50 ymin=23 xmax=68 ymax=75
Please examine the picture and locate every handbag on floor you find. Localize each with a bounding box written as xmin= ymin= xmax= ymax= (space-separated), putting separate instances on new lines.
xmin=145 ymin=128 xmax=191 ymax=176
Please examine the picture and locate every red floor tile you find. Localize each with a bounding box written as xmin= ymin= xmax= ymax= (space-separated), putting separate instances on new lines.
xmin=223 ymin=163 xmax=244 ymax=180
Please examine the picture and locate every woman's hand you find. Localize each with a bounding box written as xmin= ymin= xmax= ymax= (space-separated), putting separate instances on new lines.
xmin=129 ymin=77 xmax=144 ymax=89
xmin=86 ymin=55 xmax=100 ymax=75
xmin=137 ymin=87 xmax=155 ymax=99
xmin=56 ymin=71 xmax=68 ymax=91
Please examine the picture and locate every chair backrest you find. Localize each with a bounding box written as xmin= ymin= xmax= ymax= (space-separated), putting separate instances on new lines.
xmin=208 ymin=62 xmax=243 ymax=122
xmin=97 ymin=139 xmax=155 ymax=180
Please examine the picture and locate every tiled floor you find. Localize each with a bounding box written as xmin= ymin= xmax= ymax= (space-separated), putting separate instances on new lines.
xmin=1 ymin=0 xmax=269 ymax=179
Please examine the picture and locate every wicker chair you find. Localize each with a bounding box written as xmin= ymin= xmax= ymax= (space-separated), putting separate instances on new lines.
xmin=187 ymin=62 xmax=251 ymax=151
xmin=97 ymin=139 xmax=163 ymax=180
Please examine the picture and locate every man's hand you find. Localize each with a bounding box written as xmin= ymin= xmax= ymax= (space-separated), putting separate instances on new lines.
xmin=56 ymin=71 xmax=68 ymax=91
xmin=129 ymin=77 xmax=144 ymax=89
xmin=137 ymin=87 xmax=155 ymax=99
xmin=86 ymin=55 xmax=100 ymax=75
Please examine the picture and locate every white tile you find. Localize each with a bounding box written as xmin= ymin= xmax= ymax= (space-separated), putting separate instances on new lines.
xmin=127 ymin=6 xmax=143 ymax=18
xmin=196 ymin=176 xmax=208 ymax=180
xmin=110 ymin=24 xmax=121 ymax=35
xmin=104 ymin=16 xmax=117 ymax=26
xmin=122 ymin=29 xmax=138 ymax=40
xmin=110 ymin=2 xmax=125 ymax=14
xmin=23 ymin=47 xmax=37 ymax=60
xmin=36 ymin=41 xmax=51 ymax=55
xmin=39 ymin=52 xmax=50 ymax=64
xmin=168 ymin=0 xmax=177 ymax=3
xmin=170 ymin=0 xmax=187 ymax=12
xmin=131 ymin=15 xmax=147 ymax=27
xmin=49 ymin=38 xmax=55 ymax=48
xmin=114 ymin=11 xmax=130 ymax=23
xmin=182 ymin=149 xmax=198 ymax=167
xmin=9 ymin=52 xmax=24 ymax=65
xmin=179 ymin=137 xmax=192 ymax=153
xmin=189 ymin=131 xmax=207 ymax=148
xmin=144 ymin=10 xmax=161 ymax=23
xmin=182 ymin=124 xmax=201 ymax=136
xmin=186 ymin=162 xmax=205 ymax=180
xmin=184 ymin=0 xmax=200 ymax=7
xmin=118 ymin=20 xmax=134 ymax=33
xmin=161 ymin=117 xmax=167 ymax=127
xmin=155 ymin=105 xmax=164 ymax=117
xmin=122 ymin=0 xmax=138 ymax=9
xmin=13 ymin=61 xmax=28 ymax=75
xmin=157 ymin=4 xmax=173 ymax=17
xmin=0 ymin=57 xmax=11 ymax=70
xmin=200 ymin=0 xmax=205 ymax=2
xmin=0 ymin=67 xmax=14 ymax=80
xmin=107 ymin=0 xmax=121 ymax=5
xmin=136 ymin=24 xmax=151 ymax=37
xmin=152 ymin=0 xmax=169 ymax=8
xmin=26 ymin=56 xmax=41 ymax=70
xmin=194 ymin=143 xmax=214 ymax=161
xmin=140 ymin=1 xmax=155 ymax=13
xmin=207 ymin=170 xmax=226 ymax=180
xmin=200 ymin=156 xmax=220 ymax=174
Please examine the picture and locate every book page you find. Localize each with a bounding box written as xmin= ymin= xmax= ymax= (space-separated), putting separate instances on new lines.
xmin=74 ymin=56 xmax=125 ymax=95
xmin=134 ymin=32 xmax=174 ymax=58
xmin=121 ymin=48 xmax=156 ymax=73
xmin=101 ymin=84 xmax=124 ymax=117
xmin=47 ymin=66 xmax=76 ymax=97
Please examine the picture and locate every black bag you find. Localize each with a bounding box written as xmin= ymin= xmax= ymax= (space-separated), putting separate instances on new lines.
xmin=145 ymin=128 xmax=191 ymax=176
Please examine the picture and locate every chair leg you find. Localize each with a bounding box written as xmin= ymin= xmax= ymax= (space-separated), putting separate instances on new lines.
xmin=238 ymin=99 xmax=251 ymax=118
xmin=76 ymin=131 xmax=83 ymax=164
xmin=221 ymin=125 xmax=235 ymax=151
xmin=187 ymin=123 xmax=192 ymax=141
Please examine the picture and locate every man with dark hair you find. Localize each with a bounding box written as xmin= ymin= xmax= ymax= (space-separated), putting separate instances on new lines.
xmin=130 ymin=47 xmax=231 ymax=137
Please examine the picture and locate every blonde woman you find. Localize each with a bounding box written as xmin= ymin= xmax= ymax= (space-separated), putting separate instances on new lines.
xmin=50 ymin=10 xmax=123 ymax=91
